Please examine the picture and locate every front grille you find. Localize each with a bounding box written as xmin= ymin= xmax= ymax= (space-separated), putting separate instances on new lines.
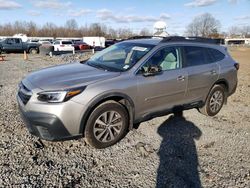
xmin=18 ymin=82 xmax=32 ymax=105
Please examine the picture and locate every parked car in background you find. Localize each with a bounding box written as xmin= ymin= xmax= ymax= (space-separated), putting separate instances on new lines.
xmin=105 ymin=39 xmax=117 ymax=48
xmin=27 ymin=39 xmax=39 ymax=43
xmin=0 ymin=38 xmax=40 ymax=54
xmin=39 ymin=39 xmax=54 ymax=43
xmin=53 ymin=40 xmax=74 ymax=51
xmin=73 ymin=41 xmax=91 ymax=50
xmin=40 ymin=41 xmax=52 ymax=46
xmin=39 ymin=41 xmax=54 ymax=55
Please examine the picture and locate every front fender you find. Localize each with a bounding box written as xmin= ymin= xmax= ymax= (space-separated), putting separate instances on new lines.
xmin=79 ymin=92 xmax=135 ymax=134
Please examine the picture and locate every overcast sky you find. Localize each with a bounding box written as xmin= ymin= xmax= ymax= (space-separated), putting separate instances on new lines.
xmin=0 ymin=0 xmax=249 ymax=35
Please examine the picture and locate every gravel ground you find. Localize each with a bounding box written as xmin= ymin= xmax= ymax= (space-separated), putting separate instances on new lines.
xmin=0 ymin=49 xmax=249 ymax=187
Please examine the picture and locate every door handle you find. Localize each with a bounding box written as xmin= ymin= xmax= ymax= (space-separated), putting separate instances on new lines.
xmin=177 ymin=75 xmax=185 ymax=81
xmin=210 ymin=70 xmax=217 ymax=75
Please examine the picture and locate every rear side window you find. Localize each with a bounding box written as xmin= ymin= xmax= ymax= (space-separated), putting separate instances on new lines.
xmin=184 ymin=46 xmax=225 ymax=66
xmin=15 ymin=39 xmax=21 ymax=43
xmin=184 ymin=46 xmax=207 ymax=66
xmin=207 ymin=48 xmax=225 ymax=62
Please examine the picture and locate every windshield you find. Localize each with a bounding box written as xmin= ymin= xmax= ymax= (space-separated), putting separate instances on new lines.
xmin=86 ymin=42 xmax=154 ymax=72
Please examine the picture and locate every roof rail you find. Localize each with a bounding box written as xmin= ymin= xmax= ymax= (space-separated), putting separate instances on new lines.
xmin=161 ymin=36 xmax=219 ymax=44
xmin=126 ymin=35 xmax=164 ymax=40
xmin=126 ymin=35 xmax=223 ymax=44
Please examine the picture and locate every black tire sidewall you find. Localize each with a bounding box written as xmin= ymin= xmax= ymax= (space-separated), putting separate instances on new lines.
xmin=29 ymin=48 xmax=38 ymax=54
xmin=84 ymin=101 xmax=129 ymax=149
xmin=205 ymin=85 xmax=225 ymax=116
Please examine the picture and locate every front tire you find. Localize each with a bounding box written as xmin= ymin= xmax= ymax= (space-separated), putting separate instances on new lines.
xmin=84 ymin=100 xmax=129 ymax=149
xmin=199 ymin=85 xmax=225 ymax=116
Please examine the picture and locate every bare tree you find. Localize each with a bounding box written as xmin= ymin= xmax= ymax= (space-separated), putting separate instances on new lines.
xmin=228 ymin=26 xmax=242 ymax=37
xmin=40 ymin=22 xmax=58 ymax=37
xmin=0 ymin=20 xmax=135 ymax=39
xmin=139 ymin=28 xmax=152 ymax=36
xmin=65 ymin=19 xmax=78 ymax=30
xmin=241 ymin=26 xmax=250 ymax=37
xmin=228 ymin=25 xmax=250 ymax=37
xmin=117 ymin=28 xmax=134 ymax=39
xmin=88 ymin=23 xmax=106 ymax=36
xmin=107 ymin=28 xmax=118 ymax=39
xmin=185 ymin=13 xmax=221 ymax=37
xmin=26 ymin=21 xmax=38 ymax=36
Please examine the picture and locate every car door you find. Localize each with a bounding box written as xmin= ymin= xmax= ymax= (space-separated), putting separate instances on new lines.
xmin=3 ymin=38 xmax=15 ymax=52
xmin=182 ymin=46 xmax=219 ymax=103
xmin=14 ymin=38 xmax=23 ymax=52
xmin=136 ymin=46 xmax=188 ymax=117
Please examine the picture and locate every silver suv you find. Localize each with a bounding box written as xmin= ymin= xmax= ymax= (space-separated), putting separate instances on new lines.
xmin=17 ymin=37 xmax=238 ymax=148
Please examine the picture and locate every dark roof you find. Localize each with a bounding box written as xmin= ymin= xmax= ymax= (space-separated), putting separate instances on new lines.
xmin=161 ymin=36 xmax=220 ymax=44
xmin=122 ymin=38 xmax=161 ymax=45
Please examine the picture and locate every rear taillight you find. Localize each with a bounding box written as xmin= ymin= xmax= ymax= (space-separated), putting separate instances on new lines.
xmin=234 ymin=63 xmax=239 ymax=70
xmin=60 ymin=45 xmax=65 ymax=47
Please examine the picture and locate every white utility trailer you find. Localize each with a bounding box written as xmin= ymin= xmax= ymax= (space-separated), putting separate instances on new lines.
xmin=83 ymin=37 xmax=105 ymax=48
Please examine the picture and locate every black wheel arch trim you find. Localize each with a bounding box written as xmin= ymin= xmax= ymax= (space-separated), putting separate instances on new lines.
xmin=214 ymin=79 xmax=229 ymax=91
xmin=79 ymin=92 xmax=135 ymax=135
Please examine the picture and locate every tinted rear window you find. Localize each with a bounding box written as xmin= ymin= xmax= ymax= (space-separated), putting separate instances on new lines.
xmin=184 ymin=46 xmax=207 ymax=66
xmin=184 ymin=46 xmax=225 ymax=66
xmin=207 ymin=48 xmax=225 ymax=62
xmin=62 ymin=41 xmax=72 ymax=45
xmin=76 ymin=42 xmax=87 ymax=44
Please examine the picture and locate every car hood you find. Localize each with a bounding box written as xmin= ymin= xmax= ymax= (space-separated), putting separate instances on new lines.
xmin=24 ymin=62 xmax=120 ymax=91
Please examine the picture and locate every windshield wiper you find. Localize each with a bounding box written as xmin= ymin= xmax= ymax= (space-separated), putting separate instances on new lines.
xmin=87 ymin=62 xmax=107 ymax=71
xmin=87 ymin=61 xmax=121 ymax=72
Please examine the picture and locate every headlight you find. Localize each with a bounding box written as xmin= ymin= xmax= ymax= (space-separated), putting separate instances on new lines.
xmin=37 ymin=87 xmax=85 ymax=103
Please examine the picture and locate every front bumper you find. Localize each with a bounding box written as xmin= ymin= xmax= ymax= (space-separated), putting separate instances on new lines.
xmin=17 ymin=96 xmax=83 ymax=141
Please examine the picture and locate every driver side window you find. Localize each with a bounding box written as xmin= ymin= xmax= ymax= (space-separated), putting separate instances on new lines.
xmin=142 ymin=46 xmax=181 ymax=72
xmin=7 ymin=39 xmax=15 ymax=44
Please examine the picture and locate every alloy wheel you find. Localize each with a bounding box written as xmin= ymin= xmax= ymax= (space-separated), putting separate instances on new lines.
xmin=209 ymin=90 xmax=223 ymax=113
xmin=93 ymin=111 xmax=122 ymax=143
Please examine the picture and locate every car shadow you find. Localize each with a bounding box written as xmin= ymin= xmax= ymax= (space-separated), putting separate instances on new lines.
xmin=156 ymin=111 xmax=202 ymax=188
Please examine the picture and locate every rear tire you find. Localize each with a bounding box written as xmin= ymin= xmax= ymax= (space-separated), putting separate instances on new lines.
xmin=199 ymin=85 xmax=225 ymax=116
xmin=29 ymin=48 xmax=38 ymax=54
xmin=84 ymin=100 xmax=129 ymax=149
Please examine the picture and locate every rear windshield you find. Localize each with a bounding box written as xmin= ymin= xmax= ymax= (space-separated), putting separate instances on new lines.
xmin=62 ymin=41 xmax=73 ymax=45
xmin=76 ymin=41 xmax=87 ymax=44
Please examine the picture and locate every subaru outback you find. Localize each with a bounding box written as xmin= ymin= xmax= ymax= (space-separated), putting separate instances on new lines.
xmin=17 ymin=36 xmax=238 ymax=148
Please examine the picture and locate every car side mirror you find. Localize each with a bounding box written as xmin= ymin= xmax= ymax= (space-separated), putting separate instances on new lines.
xmin=143 ymin=65 xmax=162 ymax=77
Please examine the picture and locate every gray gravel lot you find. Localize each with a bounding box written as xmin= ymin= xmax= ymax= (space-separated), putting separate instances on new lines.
xmin=0 ymin=50 xmax=249 ymax=187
